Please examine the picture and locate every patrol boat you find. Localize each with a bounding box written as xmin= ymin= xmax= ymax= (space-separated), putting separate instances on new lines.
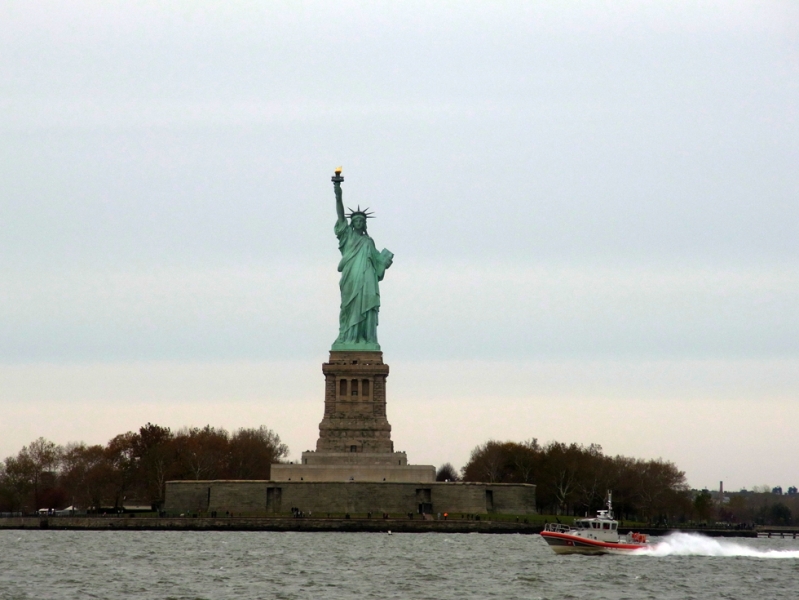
xmin=540 ymin=492 xmax=650 ymax=555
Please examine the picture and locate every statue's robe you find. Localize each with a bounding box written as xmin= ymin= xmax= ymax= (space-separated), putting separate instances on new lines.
xmin=334 ymin=219 xmax=392 ymax=347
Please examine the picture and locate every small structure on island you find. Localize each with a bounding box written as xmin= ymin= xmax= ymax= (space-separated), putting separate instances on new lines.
xmin=164 ymin=169 xmax=536 ymax=516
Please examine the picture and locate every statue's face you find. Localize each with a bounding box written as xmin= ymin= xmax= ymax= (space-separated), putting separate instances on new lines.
xmin=351 ymin=215 xmax=366 ymax=233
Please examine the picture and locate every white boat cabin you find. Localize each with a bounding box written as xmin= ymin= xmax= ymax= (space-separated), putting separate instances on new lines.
xmin=570 ymin=510 xmax=620 ymax=542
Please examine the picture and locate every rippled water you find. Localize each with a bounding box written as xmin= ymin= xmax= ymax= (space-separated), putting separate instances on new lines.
xmin=1 ymin=530 xmax=798 ymax=599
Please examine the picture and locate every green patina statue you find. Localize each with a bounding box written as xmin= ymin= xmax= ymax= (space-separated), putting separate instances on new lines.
xmin=331 ymin=168 xmax=393 ymax=351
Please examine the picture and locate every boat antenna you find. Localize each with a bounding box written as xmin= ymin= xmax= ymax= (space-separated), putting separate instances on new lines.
xmin=607 ymin=490 xmax=614 ymax=519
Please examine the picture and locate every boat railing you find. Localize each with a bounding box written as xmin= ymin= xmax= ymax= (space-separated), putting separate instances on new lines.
xmin=543 ymin=523 xmax=573 ymax=534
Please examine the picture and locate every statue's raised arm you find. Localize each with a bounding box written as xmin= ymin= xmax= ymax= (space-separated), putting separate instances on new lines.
xmin=330 ymin=168 xmax=392 ymax=352
xmin=332 ymin=167 xmax=345 ymax=225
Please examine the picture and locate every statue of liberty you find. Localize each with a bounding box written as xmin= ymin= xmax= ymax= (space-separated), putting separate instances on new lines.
xmin=331 ymin=168 xmax=393 ymax=351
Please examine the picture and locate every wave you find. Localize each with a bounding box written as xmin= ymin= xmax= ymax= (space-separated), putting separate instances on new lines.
xmin=631 ymin=532 xmax=799 ymax=558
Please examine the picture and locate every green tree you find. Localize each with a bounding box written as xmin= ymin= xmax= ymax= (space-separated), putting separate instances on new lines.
xmin=1 ymin=454 xmax=36 ymax=511
xmin=436 ymin=463 xmax=459 ymax=482
xmin=693 ymin=490 xmax=714 ymax=521
xmin=767 ymin=503 xmax=792 ymax=525
xmin=461 ymin=437 xmax=692 ymax=519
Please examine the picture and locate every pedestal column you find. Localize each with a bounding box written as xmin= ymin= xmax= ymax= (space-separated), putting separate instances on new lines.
xmin=316 ymin=351 xmax=394 ymax=453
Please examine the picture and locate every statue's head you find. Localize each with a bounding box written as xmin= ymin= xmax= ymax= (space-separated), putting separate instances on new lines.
xmin=351 ymin=214 xmax=367 ymax=233
xmin=346 ymin=205 xmax=374 ymax=234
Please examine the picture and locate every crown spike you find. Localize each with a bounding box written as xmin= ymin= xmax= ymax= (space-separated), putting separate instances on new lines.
xmin=345 ymin=204 xmax=377 ymax=219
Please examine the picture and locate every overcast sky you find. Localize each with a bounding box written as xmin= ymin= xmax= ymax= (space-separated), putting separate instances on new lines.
xmin=1 ymin=1 xmax=797 ymax=491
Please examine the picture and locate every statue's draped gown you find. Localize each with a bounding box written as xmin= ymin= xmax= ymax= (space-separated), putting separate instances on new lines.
xmin=334 ymin=219 xmax=391 ymax=347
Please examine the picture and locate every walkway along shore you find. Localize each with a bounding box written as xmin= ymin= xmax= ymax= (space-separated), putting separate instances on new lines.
xmin=0 ymin=516 xmax=761 ymax=536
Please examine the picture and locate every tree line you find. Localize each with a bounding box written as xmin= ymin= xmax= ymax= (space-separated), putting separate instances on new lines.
xmin=447 ymin=439 xmax=794 ymax=525
xmin=455 ymin=439 xmax=691 ymax=523
xmin=0 ymin=423 xmax=288 ymax=512
xmin=710 ymin=488 xmax=797 ymax=527
xmin=3 ymin=426 xmax=793 ymax=525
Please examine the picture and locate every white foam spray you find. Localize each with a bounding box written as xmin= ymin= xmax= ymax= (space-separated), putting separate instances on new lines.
xmin=631 ymin=532 xmax=799 ymax=558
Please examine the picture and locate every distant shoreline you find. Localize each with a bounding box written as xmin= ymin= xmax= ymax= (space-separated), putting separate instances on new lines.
xmin=0 ymin=516 xmax=764 ymax=537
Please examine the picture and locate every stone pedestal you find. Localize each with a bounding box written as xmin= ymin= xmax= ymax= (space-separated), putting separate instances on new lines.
xmin=270 ymin=350 xmax=435 ymax=483
xmin=317 ymin=351 xmax=393 ymax=453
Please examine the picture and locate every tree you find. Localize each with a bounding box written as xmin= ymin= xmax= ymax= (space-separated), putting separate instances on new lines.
xmin=1 ymin=422 xmax=290 ymax=511
xmin=541 ymin=442 xmax=587 ymax=515
xmin=104 ymin=432 xmax=140 ymax=508
xmin=571 ymin=443 xmax=606 ymax=515
xmin=693 ymin=490 xmax=713 ymax=521
xmin=461 ymin=441 xmax=508 ymax=483
xmin=131 ymin=424 xmax=175 ymax=505
xmin=461 ymin=437 xmax=694 ymax=520
xmin=511 ymin=439 xmax=541 ymax=485
xmin=175 ymin=426 xmax=229 ymax=481
xmin=607 ymin=455 xmax=640 ymax=520
xmin=23 ymin=438 xmax=62 ymax=509
xmin=768 ymin=503 xmax=792 ymax=526
xmin=1 ymin=454 xmax=36 ymax=511
xmin=0 ymin=462 xmax=11 ymax=511
xmin=436 ymin=463 xmax=459 ymax=482
xmin=724 ymin=494 xmax=752 ymax=523
xmin=60 ymin=443 xmax=116 ymax=510
xmin=0 ymin=438 xmax=63 ymax=511
xmin=228 ymin=426 xmax=288 ymax=480
xmin=633 ymin=459 xmax=688 ymax=522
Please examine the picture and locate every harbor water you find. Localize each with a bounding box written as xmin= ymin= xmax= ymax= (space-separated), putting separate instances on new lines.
xmin=1 ymin=530 xmax=798 ymax=599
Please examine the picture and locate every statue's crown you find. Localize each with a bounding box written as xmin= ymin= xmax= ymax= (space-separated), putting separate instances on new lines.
xmin=346 ymin=205 xmax=375 ymax=219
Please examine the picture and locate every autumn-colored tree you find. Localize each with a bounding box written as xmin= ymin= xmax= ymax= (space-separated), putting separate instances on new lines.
xmin=104 ymin=432 xmax=140 ymax=508
xmin=22 ymin=438 xmax=62 ymax=509
xmin=60 ymin=443 xmax=117 ymax=510
xmin=1 ymin=423 xmax=289 ymax=512
xmin=130 ymin=424 xmax=176 ymax=505
xmin=227 ymin=426 xmax=289 ymax=480
xmin=174 ymin=426 xmax=229 ymax=481
xmin=631 ymin=458 xmax=689 ymax=522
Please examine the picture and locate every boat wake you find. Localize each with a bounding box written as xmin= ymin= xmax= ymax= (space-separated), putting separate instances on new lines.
xmin=631 ymin=532 xmax=799 ymax=558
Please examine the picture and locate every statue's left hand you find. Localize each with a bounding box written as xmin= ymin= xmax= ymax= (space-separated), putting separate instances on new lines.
xmin=380 ymin=249 xmax=394 ymax=269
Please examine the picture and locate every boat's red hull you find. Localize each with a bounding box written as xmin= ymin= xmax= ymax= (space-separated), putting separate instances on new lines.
xmin=541 ymin=531 xmax=648 ymax=555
